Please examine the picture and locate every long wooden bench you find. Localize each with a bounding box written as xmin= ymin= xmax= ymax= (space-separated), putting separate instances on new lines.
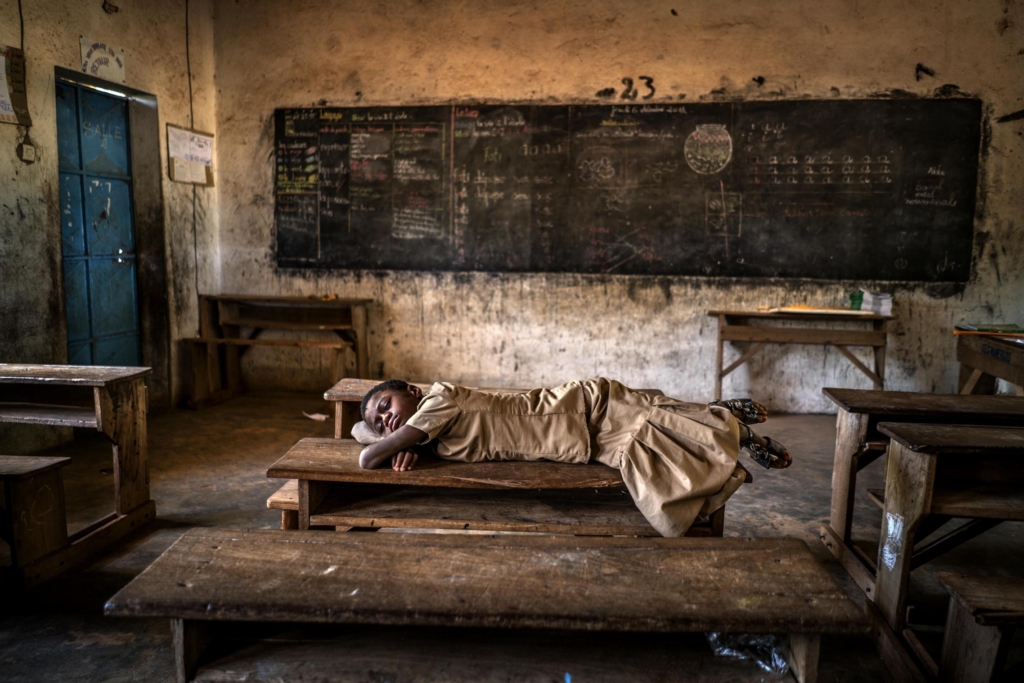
xmin=187 ymin=337 xmax=351 ymax=408
xmin=935 ymin=572 xmax=1024 ymax=682
xmin=819 ymin=388 xmax=1024 ymax=599
xmin=104 ymin=528 xmax=866 ymax=683
xmin=267 ymin=437 xmax=750 ymax=537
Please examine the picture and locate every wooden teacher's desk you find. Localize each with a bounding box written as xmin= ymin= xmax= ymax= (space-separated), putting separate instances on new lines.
xmin=708 ymin=309 xmax=892 ymax=400
xmin=957 ymin=332 xmax=1024 ymax=395
xmin=189 ymin=294 xmax=372 ymax=407
xmin=0 ymin=364 xmax=156 ymax=586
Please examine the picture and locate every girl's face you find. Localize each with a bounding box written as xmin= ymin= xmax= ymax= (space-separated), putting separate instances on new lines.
xmin=364 ymin=385 xmax=423 ymax=436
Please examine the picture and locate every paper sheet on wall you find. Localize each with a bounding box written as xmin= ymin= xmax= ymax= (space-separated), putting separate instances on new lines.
xmin=1 ymin=46 xmax=32 ymax=126
xmin=167 ymin=124 xmax=215 ymax=185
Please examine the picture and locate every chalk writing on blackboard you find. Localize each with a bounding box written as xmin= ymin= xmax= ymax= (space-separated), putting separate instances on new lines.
xmin=275 ymin=100 xmax=982 ymax=281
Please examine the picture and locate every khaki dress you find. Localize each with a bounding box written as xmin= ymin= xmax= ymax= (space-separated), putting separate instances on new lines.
xmin=404 ymin=378 xmax=745 ymax=537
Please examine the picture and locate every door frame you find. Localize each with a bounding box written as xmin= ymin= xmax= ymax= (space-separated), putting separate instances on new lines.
xmin=55 ymin=67 xmax=171 ymax=407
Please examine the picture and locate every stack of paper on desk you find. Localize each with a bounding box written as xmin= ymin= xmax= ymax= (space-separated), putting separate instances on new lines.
xmin=851 ymin=290 xmax=892 ymax=316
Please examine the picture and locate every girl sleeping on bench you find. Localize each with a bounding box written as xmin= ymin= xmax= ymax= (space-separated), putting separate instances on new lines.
xmin=355 ymin=378 xmax=791 ymax=537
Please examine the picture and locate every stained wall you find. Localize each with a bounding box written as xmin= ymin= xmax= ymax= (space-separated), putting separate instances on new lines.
xmin=210 ymin=0 xmax=1022 ymax=412
xmin=0 ymin=0 xmax=216 ymax=451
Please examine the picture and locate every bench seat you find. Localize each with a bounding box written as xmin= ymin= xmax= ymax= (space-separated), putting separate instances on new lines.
xmin=105 ymin=528 xmax=865 ymax=683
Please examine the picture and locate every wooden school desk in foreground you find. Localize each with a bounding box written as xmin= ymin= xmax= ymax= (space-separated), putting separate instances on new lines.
xmin=956 ymin=330 xmax=1024 ymax=395
xmin=187 ymin=294 xmax=372 ymax=407
xmin=819 ymin=388 xmax=1024 ymax=601
xmin=0 ymin=364 xmax=156 ymax=586
xmin=857 ymin=423 xmax=1024 ymax=681
xmin=708 ymin=309 xmax=893 ymax=400
xmin=267 ymin=437 xmax=750 ymax=537
xmin=105 ymin=528 xmax=866 ymax=683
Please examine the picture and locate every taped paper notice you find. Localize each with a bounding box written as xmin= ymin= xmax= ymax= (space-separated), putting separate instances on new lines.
xmin=1 ymin=46 xmax=32 ymax=126
xmin=167 ymin=124 xmax=215 ymax=185
xmin=880 ymin=512 xmax=904 ymax=571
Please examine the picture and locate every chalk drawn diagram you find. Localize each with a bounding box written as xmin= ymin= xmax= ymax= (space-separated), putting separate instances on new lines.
xmin=575 ymin=146 xmax=621 ymax=186
xmin=684 ymin=124 xmax=733 ymax=175
xmin=706 ymin=191 xmax=742 ymax=237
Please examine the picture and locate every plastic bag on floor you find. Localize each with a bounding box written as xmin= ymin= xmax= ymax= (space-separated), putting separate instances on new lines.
xmin=706 ymin=632 xmax=789 ymax=674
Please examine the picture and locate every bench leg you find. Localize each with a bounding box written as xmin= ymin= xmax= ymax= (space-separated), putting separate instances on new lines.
xmin=785 ymin=634 xmax=819 ymax=683
xmin=281 ymin=510 xmax=298 ymax=530
xmin=875 ymin=442 xmax=934 ymax=633
xmin=4 ymin=471 xmax=69 ymax=566
xmin=298 ymin=479 xmax=332 ymax=530
xmin=339 ymin=400 xmax=361 ymax=440
xmin=939 ymin=598 xmax=1011 ymax=683
xmin=173 ymin=618 xmax=213 ymax=683
xmin=708 ymin=505 xmax=725 ymax=537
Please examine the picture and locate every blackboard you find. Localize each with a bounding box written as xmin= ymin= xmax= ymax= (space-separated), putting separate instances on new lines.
xmin=275 ymin=99 xmax=982 ymax=281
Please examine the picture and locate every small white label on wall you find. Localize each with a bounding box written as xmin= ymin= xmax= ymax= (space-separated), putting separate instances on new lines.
xmin=80 ymin=37 xmax=126 ymax=84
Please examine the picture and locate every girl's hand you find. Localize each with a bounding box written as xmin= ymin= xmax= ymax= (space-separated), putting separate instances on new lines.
xmin=391 ymin=450 xmax=418 ymax=472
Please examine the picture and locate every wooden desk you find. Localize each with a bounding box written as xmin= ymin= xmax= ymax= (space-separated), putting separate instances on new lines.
xmin=0 ymin=364 xmax=156 ymax=586
xmin=936 ymin=572 xmax=1024 ymax=682
xmin=819 ymin=389 xmax=1024 ymax=600
xmin=957 ymin=333 xmax=1024 ymax=395
xmin=858 ymin=423 xmax=1024 ymax=680
xmin=708 ymin=310 xmax=892 ymax=399
xmin=105 ymin=528 xmax=866 ymax=683
xmin=190 ymin=294 xmax=372 ymax=407
xmin=267 ymin=437 xmax=748 ymax=537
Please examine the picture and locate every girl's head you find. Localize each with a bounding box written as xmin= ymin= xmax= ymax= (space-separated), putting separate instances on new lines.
xmin=361 ymin=379 xmax=423 ymax=436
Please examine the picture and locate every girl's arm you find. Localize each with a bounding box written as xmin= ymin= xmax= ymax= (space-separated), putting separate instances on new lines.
xmin=358 ymin=424 xmax=427 ymax=469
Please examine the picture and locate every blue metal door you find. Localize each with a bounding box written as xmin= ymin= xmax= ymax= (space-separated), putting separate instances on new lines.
xmin=56 ymin=81 xmax=141 ymax=366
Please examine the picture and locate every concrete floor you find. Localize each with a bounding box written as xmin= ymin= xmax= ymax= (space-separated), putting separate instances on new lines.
xmin=1 ymin=392 xmax=1022 ymax=681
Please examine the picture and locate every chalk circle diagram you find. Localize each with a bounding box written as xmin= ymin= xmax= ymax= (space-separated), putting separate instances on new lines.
xmin=575 ymin=146 xmax=621 ymax=186
xmin=684 ymin=124 xmax=733 ymax=175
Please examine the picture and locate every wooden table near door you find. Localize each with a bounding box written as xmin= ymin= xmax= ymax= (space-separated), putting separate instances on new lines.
xmin=956 ymin=330 xmax=1024 ymax=395
xmin=191 ymin=294 xmax=372 ymax=406
xmin=0 ymin=363 xmax=156 ymax=586
xmin=707 ymin=310 xmax=892 ymax=400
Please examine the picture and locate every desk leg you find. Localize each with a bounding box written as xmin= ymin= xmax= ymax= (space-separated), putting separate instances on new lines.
xmin=874 ymin=320 xmax=887 ymax=390
xmin=875 ymin=442 xmax=935 ymax=633
xmin=96 ymin=378 xmax=151 ymax=515
xmin=939 ymin=597 xmax=1010 ymax=683
xmin=173 ymin=618 xmax=213 ymax=683
xmin=828 ymin=409 xmax=868 ymax=545
xmin=353 ymin=305 xmax=369 ymax=379
xmin=785 ymin=634 xmax=820 ymax=683
xmin=714 ymin=314 xmax=725 ymax=400
xmin=298 ymin=479 xmax=331 ymax=530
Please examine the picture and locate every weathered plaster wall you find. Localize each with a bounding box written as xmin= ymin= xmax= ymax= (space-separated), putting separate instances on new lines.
xmin=212 ymin=0 xmax=1023 ymax=412
xmin=0 ymin=0 xmax=216 ymax=451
